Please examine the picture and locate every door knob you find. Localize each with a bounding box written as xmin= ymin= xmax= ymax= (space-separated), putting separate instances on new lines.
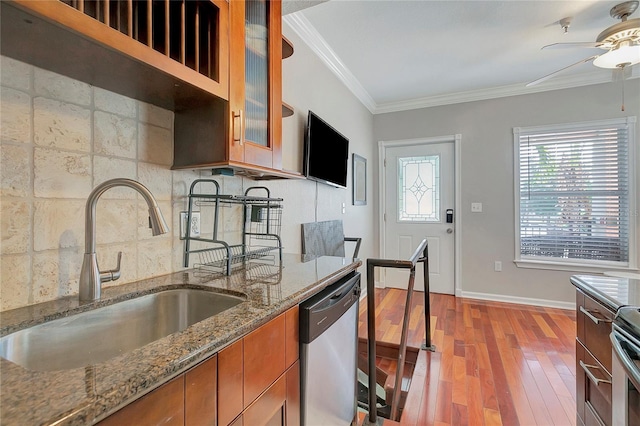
xmin=446 ymin=228 xmax=453 ymax=234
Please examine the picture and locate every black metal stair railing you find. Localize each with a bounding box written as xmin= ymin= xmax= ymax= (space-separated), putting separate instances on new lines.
xmin=365 ymin=239 xmax=434 ymax=424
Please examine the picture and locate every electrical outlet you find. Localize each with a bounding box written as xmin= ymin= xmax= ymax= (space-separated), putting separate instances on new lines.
xmin=342 ymin=202 xmax=346 ymax=214
xmin=471 ymin=202 xmax=483 ymax=213
xmin=180 ymin=212 xmax=201 ymax=239
xmin=494 ymin=261 xmax=502 ymax=272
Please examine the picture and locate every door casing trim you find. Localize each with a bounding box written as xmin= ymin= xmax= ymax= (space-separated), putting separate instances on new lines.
xmin=377 ymin=134 xmax=462 ymax=296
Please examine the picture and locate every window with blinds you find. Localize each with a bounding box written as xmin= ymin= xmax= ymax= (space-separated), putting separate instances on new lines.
xmin=514 ymin=117 xmax=636 ymax=267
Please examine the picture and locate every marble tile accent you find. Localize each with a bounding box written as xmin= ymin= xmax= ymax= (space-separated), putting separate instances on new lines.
xmin=94 ymin=87 xmax=136 ymax=118
xmin=138 ymin=238 xmax=173 ymax=278
xmin=34 ymin=69 xmax=91 ymax=106
xmin=137 ymin=199 xmax=172 ymax=240
xmin=33 ymin=199 xmax=84 ymax=251
xmin=95 ymin=199 xmax=138 ymax=245
xmin=0 ymin=57 xmax=31 ymax=92
xmin=138 ymin=162 xmax=172 ymax=201
xmin=32 ymin=248 xmax=82 ymax=303
xmin=1 ymin=87 xmax=31 ymax=144
xmin=0 ymin=143 xmax=31 ymax=197
xmin=138 ymin=101 xmax=173 ymax=129
xmin=0 ymin=254 xmax=30 ymax=310
xmin=93 ymin=156 xmax=137 ymax=199
xmin=33 ymin=147 xmax=91 ymax=198
xmin=301 ymin=220 xmax=346 ymax=256
xmin=1 ymin=199 xmax=31 ymax=255
xmin=138 ymin=122 xmax=172 ymax=166
xmin=33 ymin=97 xmax=91 ymax=151
xmin=94 ymin=111 xmax=137 ymax=159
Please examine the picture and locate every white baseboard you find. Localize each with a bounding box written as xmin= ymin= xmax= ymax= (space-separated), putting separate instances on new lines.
xmin=458 ymin=290 xmax=576 ymax=310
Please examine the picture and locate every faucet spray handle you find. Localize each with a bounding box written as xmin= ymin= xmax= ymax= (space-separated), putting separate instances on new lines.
xmin=99 ymin=251 xmax=122 ymax=284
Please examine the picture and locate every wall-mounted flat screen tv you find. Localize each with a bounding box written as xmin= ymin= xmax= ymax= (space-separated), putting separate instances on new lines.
xmin=303 ymin=110 xmax=349 ymax=188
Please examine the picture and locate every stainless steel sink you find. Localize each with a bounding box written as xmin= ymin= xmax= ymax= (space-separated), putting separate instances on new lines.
xmin=0 ymin=289 xmax=244 ymax=372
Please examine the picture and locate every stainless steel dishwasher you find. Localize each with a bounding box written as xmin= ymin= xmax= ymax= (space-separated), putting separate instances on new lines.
xmin=300 ymin=271 xmax=361 ymax=426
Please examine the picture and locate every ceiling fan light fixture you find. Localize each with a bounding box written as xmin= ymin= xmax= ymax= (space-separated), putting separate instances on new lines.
xmin=593 ymin=42 xmax=640 ymax=68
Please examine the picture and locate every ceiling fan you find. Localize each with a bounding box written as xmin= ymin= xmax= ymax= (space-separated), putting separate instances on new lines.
xmin=527 ymin=0 xmax=640 ymax=87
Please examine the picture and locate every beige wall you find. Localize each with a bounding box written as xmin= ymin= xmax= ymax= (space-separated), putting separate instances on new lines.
xmin=0 ymin=20 xmax=375 ymax=311
xmin=373 ymin=82 xmax=640 ymax=306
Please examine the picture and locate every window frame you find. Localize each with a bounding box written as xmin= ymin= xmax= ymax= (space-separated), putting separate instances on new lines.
xmin=513 ymin=116 xmax=638 ymax=273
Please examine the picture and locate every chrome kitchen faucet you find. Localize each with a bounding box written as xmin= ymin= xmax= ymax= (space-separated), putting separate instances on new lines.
xmin=79 ymin=178 xmax=169 ymax=302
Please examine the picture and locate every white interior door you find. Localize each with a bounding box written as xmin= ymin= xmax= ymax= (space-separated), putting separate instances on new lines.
xmin=382 ymin=141 xmax=455 ymax=294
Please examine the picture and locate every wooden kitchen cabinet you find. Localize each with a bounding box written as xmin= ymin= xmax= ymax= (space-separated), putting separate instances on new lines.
xmin=99 ymin=355 xmax=218 ymax=426
xmin=231 ymin=362 xmax=300 ymax=426
xmin=227 ymin=0 xmax=283 ymax=170
xmin=1 ymin=0 xmax=229 ymax=110
xmin=218 ymin=306 xmax=300 ymax=426
xmin=576 ymin=290 xmax=613 ymax=426
xmin=218 ymin=339 xmax=245 ymax=426
xmin=99 ymin=306 xmax=299 ymax=426
xmin=173 ymin=0 xmax=301 ymax=180
xmin=185 ymin=355 xmax=218 ymax=426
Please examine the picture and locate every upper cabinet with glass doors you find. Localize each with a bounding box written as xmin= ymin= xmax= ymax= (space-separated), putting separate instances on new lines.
xmin=228 ymin=0 xmax=283 ymax=171
xmin=173 ymin=0 xmax=299 ymax=178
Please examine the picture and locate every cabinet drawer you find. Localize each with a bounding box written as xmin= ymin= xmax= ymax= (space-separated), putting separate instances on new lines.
xmin=577 ymin=291 xmax=613 ymax=374
xmin=577 ymin=341 xmax=612 ymax=426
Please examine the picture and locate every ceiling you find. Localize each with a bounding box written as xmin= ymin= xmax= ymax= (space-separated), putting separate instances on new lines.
xmin=282 ymin=0 xmax=640 ymax=113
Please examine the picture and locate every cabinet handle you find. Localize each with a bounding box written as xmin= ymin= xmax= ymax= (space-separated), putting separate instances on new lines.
xmin=579 ymin=360 xmax=611 ymax=386
xmin=579 ymin=306 xmax=612 ymax=325
xmin=232 ymin=109 xmax=244 ymax=146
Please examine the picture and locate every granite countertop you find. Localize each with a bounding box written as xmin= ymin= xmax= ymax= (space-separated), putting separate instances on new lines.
xmin=0 ymin=254 xmax=361 ymax=426
xmin=570 ymin=274 xmax=640 ymax=312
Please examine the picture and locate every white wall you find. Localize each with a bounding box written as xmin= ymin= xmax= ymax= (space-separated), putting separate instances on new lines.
xmin=279 ymin=22 xmax=376 ymax=261
xmin=373 ymin=82 xmax=640 ymax=306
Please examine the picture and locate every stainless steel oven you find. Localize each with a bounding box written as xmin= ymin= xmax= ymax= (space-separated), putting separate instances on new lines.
xmin=611 ymin=307 xmax=640 ymax=426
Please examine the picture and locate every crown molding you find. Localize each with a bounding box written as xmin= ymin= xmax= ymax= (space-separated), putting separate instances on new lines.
xmin=284 ymin=13 xmax=640 ymax=115
xmin=374 ymin=70 xmax=639 ymax=114
xmin=283 ymin=13 xmax=377 ymax=113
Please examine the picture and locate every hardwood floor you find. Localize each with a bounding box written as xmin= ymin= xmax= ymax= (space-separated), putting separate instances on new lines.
xmin=358 ymin=288 xmax=577 ymax=426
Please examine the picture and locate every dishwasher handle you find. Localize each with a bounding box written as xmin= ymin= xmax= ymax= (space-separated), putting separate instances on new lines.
xmin=300 ymin=272 xmax=361 ymax=344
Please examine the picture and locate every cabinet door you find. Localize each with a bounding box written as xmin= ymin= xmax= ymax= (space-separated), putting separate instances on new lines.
xmin=186 ymin=355 xmax=218 ymax=426
xmin=243 ymin=373 xmax=287 ymax=426
xmin=219 ymin=339 xmax=245 ymax=426
xmin=244 ymin=313 xmax=286 ymax=406
xmin=229 ymin=0 xmax=283 ymax=169
xmin=99 ymin=376 xmax=185 ymax=426
xmin=285 ymin=362 xmax=301 ymax=426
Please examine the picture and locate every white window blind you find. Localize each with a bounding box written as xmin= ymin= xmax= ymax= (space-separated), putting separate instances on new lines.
xmin=515 ymin=118 xmax=634 ymax=267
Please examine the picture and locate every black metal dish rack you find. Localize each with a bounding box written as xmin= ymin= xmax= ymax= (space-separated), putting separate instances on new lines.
xmin=183 ymin=179 xmax=283 ymax=276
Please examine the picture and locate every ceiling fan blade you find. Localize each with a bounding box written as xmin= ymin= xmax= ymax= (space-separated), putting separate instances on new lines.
xmin=542 ymin=42 xmax=606 ymax=50
xmin=526 ymin=55 xmax=599 ymax=87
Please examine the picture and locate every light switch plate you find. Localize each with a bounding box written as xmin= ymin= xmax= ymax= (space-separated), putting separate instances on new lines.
xmin=471 ymin=202 xmax=483 ymax=213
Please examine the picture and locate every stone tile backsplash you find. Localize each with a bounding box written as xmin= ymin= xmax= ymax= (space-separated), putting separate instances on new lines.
xmin=0 ymin=56 xmax=208 ymax=311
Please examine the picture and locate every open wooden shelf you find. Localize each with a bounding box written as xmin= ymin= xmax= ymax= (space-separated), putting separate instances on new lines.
xmin=282 ymin=101 xmax=294 ymax=118
xmin=282 ymin=35 xmax=294 ymax=59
